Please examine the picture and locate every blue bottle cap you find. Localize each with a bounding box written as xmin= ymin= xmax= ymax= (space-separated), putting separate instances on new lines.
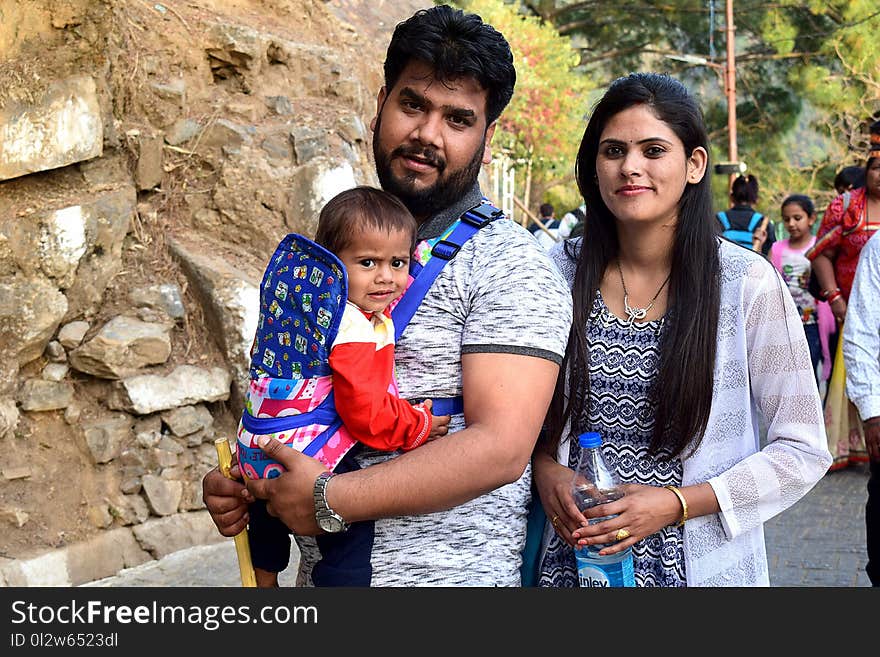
xmin=577 ymin=432 xmax=602 ymax=448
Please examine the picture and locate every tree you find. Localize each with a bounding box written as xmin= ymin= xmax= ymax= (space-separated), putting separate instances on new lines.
xmin=523 ymin=0 xmax=880 ymax=214
xmin=455 ymin=0 xmax=596 ymax=216
xmin=748 ymin=1 xmax=880 ymax=211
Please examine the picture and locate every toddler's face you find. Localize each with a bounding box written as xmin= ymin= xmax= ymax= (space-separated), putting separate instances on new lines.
xmin=336 ymin=227 xmax=411 ymax=314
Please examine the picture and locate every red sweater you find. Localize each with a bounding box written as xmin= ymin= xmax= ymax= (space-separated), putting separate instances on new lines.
xmin=328 ymin=303 xmax=431 ymax=451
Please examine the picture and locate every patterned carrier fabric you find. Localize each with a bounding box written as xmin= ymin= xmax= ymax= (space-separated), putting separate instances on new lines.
xmin=412 ymin=222 xmax=459 ymax=270
xmin=250 ymin=234 xmax=346 ymax=381
xmin=236 ymin=234 xmax=355 ymax=476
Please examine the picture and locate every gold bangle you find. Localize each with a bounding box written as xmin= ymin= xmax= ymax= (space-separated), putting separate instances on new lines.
xmin=664 ymin=485 xmax=688 ymax=528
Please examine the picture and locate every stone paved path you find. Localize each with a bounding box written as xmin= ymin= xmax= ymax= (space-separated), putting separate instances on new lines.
xmin=764 ymin=462 xmax=870 ymax=587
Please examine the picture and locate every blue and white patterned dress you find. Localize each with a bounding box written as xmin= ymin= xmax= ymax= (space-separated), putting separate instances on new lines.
xmin=538 ymin=290 xmax=686 ymax=587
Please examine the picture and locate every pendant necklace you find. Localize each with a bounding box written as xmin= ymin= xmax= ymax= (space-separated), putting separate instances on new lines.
xmin=616 ymin=259 xmax=671 ymax=326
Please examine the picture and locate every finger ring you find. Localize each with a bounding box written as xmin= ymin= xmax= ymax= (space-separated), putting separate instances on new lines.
xmin=551 ymin=514 xmax=560 ymax=527
xmin=615 ymin=528 xmax=631 ymax=542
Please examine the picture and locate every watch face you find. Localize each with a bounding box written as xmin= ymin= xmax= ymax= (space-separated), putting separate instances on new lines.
xmin=317 ymin=513 xmax=345 ymax=533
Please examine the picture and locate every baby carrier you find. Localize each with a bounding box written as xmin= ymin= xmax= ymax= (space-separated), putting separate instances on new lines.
xmin=716 ymin=210 xmax=765 ymax=250
xmin=236 ymin=199 xmax=504 ymax=478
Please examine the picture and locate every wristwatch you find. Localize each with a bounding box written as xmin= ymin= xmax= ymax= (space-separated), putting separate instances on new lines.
xmin=313 ymin=472 xmax=348 ymax=533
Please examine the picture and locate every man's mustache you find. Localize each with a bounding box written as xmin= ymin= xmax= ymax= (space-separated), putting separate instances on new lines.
xmin=391 ymin=146 xmax=446 ymax=172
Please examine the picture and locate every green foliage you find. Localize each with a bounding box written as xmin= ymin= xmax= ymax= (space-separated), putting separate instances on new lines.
xmin=543 ymin=182 xmax=584 ymax=216
xmin=454 ymin=0 xmax=596 ymax=208
xmin=451 ymin=0 xmax=877 ymax=216
xmin=525 ymin=0 xmax=878 ymax=217
xmin=760 ymin=9 xmax=796 ymax=57
xmin=805 ymin=1 xmax=880 ymax=135
xmin=549 ymin=0 xmax=710 ymax=75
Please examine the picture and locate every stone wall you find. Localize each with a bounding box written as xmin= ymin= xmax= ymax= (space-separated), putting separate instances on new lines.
xmin=0 ymin=0 xmax=429 ymax=584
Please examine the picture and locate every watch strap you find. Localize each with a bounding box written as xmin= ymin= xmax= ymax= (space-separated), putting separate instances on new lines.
xmin=313 ymin=471 xmax=348 ymax=532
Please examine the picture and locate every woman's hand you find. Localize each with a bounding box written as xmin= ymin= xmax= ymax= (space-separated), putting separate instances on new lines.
xmin=532 ymin=451 xmax=586 ymax=547
xmin=830 ymin=295 xmax=847 ymax=324
xmin=572 ymin=484 xmax=683 ymax=555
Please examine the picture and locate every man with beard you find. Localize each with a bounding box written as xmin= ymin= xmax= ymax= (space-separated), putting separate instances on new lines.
xmin=202 ymin=4 xmax=572 ymax=586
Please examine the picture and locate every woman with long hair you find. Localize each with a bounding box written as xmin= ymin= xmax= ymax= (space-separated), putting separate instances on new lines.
xmin=532 ymin=72 xmax=830 ymax=587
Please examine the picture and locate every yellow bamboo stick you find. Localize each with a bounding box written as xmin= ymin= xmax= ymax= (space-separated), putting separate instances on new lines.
xmin=214 ymin=437 xmax=257 ymax=587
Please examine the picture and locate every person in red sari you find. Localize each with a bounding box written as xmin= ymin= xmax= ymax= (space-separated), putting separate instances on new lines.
xmin=807 ymin=120 xmax=880 ymax=471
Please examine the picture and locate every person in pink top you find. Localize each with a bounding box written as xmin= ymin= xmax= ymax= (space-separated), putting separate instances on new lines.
xmin=769 ymin=194 xmax=834 ymax=388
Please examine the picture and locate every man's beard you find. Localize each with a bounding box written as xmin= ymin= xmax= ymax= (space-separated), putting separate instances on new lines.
xmin=373 ymin=113 xmax=484 ymax=219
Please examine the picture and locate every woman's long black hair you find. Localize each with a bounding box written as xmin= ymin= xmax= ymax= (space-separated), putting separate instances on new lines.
xmin=543 ymin=72 xmax=720 ymax=459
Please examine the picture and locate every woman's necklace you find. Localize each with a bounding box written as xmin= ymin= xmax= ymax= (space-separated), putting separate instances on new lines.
xmin=616 ymin=259 xmax=671 ymax=326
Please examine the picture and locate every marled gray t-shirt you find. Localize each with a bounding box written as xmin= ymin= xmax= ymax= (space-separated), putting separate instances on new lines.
xmin=297 ymin=185 xmax=572 ymax=586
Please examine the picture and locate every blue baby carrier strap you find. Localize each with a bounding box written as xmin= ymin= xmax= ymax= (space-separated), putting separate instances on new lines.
xmin=390 ymin=199 xmax=503 ymax=420
xmin=240 ymin=391 xmax=339 ymax=434
xmin=392 ymin=199 xmax=504 ymax=340
xmin=242 ymin=200 xmax=502 ymax=460
xmin=428 ymin=397 xmax=464 ymax=416
xmin=716 ymin=210 xmax=763 ymax=248
xmin=240 ymin=399 xmax=343 ymax=459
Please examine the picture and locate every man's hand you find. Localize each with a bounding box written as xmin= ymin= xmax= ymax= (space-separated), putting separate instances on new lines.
xmin=239 ymin=353 xmax=560 ymax=529
xmin=865 ymin=417 xmax=880 ymax=462
xmin=202 ymin=460 xmax=253 ymax=537
xmin=246 ymin=437 xmax=328 ymax=535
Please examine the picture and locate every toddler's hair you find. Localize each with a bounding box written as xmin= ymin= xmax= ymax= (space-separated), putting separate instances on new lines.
xmin=314 ymin=186 xmax=417 ymax=255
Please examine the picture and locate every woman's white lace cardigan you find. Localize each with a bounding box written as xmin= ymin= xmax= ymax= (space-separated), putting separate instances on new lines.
xmin=550 ymin=239 xmax=831 ymax=586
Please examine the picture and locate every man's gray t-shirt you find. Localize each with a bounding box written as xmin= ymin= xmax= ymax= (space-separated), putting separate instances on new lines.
xmin=298 ymin=185 xmax=572 ymax=586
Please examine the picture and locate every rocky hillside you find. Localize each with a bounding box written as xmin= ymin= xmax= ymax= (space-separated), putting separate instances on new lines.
xmin=0 ymin=0 xmax=429 ymax=585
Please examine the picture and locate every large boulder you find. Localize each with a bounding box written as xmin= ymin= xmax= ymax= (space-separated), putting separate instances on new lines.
xmin=68 ymin=315 xmax=173 ymax=379
xmin=0 ymin=74 xmax=103 ymax=182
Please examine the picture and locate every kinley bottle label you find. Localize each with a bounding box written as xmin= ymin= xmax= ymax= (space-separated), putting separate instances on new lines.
xmin=575 ymin=548 xmax=635 ymax=588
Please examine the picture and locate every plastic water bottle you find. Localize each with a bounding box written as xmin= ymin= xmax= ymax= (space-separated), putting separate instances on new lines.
xmin=571 ymin=431 xmax=635 ymax=587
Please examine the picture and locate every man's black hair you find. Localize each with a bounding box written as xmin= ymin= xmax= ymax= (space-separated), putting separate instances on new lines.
xmin=383 ymin=4 xmax=515 ymax=125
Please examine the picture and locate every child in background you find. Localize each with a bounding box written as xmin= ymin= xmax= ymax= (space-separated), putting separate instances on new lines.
xmin=769 ymin=194 xmax=834 ymax=385
xmin=238 ymin=186 xmax=451 ymax=587
xmin=834 ymin=165 xmax=866 ymax=195
xmin=716 ymin=174 xmax=775 ymax=255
